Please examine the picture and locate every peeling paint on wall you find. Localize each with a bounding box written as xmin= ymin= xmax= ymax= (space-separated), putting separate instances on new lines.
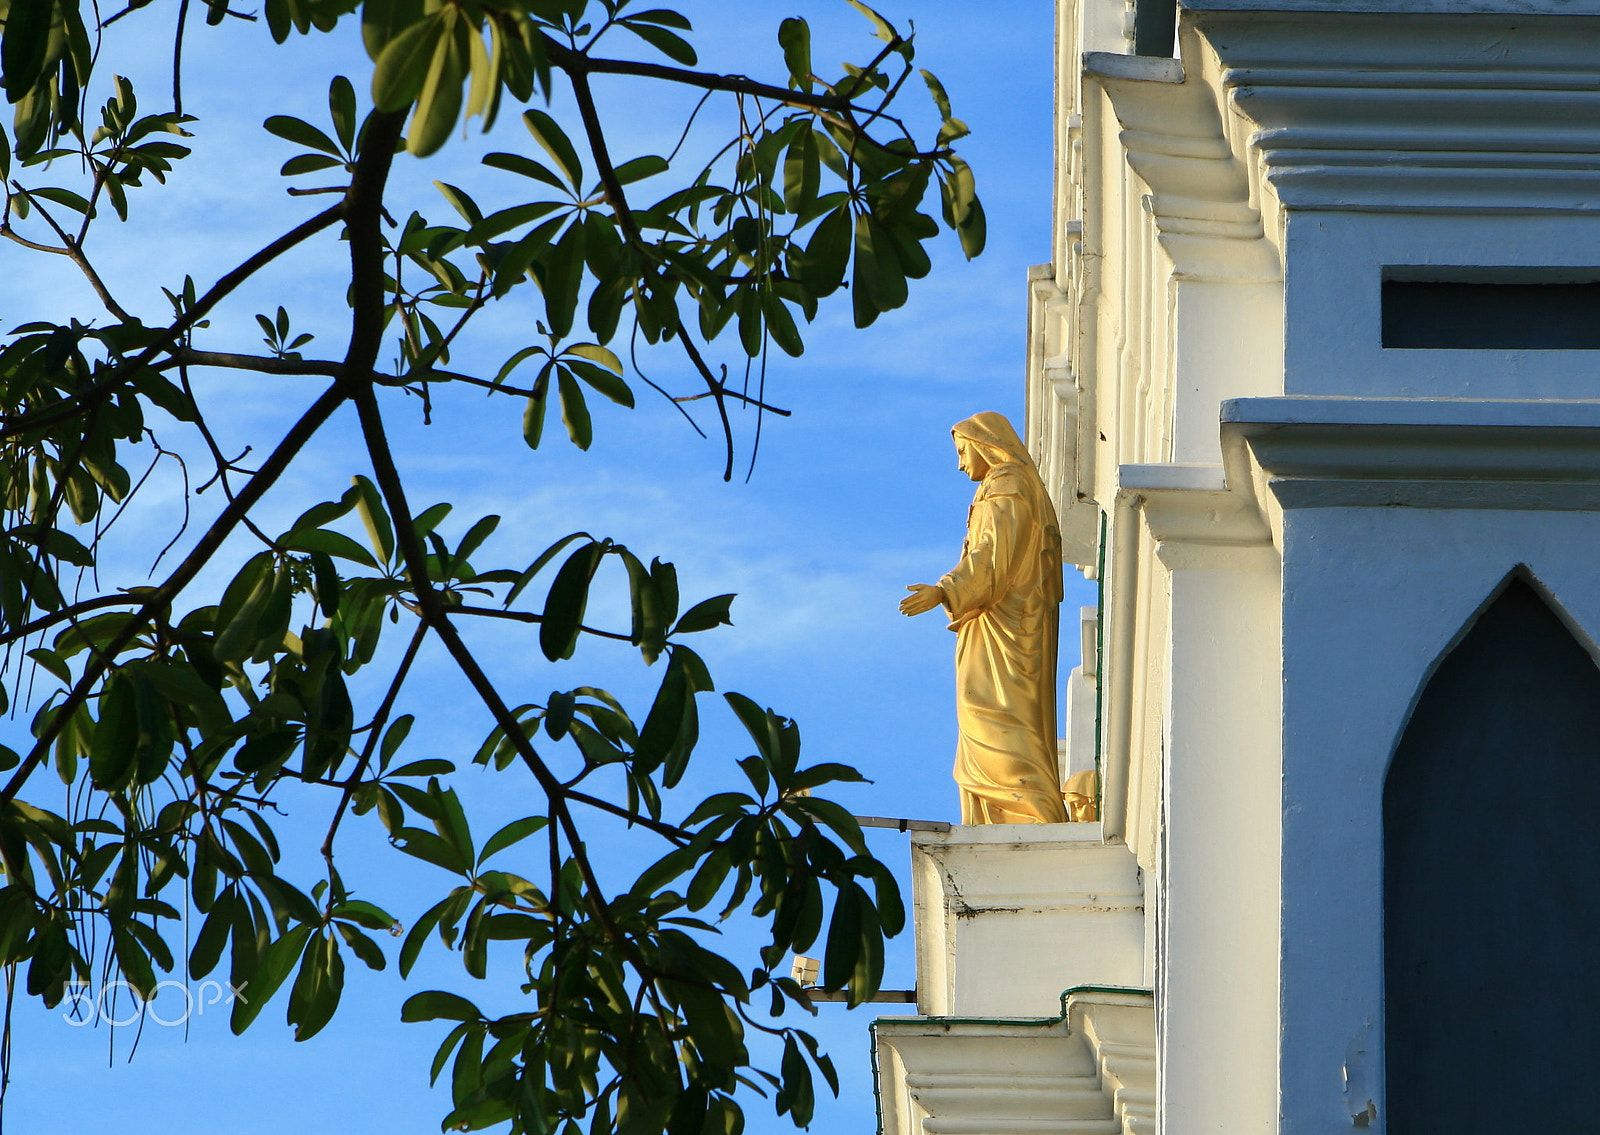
xmin=1343 ymin=1027 xmax=1378 ymax=1127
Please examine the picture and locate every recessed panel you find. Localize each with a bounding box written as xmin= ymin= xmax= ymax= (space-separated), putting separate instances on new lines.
xmin=1385 ymin=580 xmax=1600 ymax=1132
xmin=1382 ymin=278 xmax=1600 ymax=350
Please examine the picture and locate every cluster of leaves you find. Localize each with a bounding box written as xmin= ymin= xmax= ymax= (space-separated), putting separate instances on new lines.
xmin=0 ymin=0 xmax=985 ymax=1130
xmin=257 ymin=0 xmax=986 ymax=474
xmin=395 ymin=694 xmax=900 ymax=1131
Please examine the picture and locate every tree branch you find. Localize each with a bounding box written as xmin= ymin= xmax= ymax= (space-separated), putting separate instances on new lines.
xmin=5 ymin=190 xmax=133 ymax=322
xmin=0 ymin=116 xmax=411 ymax=804
xmin=563 ymin=788 xmax=688 ymax=845
xmin=0 ymin=380 xmax=351 ymax=805
xmin=453 ymin=604 xmax=633 ymax=643
xmin=0 ymin=593 xmax=143 ymax=650
xmin=0 ymin=202 xmax=345 ymax=443
xmin=549 ymin=41 xmax=854 ymax=114
xmin=169 ymin=348 xmax=344 ymax=377
xmin=321 ymin=619 xmax=427 ymax=861
xmin=672 ymin=388 xmax=790 ymax=417
xmin=675 ymin=327 xmax=736 ymax=482
xmin=567 ymin=67 xmax=738 ymax=481
xmin=351 ymin=383 xmax=632 ymax=944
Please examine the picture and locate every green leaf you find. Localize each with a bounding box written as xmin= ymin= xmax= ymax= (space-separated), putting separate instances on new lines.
xmin=406 ymin=9 xmax=467 ymax=157
xmin=788 ymin=762 xmax=868 ymax=792
xmin=470 ymin=202 xmax=562 ymax=246
xmin=281 ymin=528 xmax=380 ymax=569
xmin=612 ymin=154 xmax=668 ymax=185
xmin=280 ymin=153 xmax=344 ymax=177
xmin=538 ymin=219 xmax=587 ymax=339
xmin=394 ymin=827 xmax=468 ymax=874
xmin=452 ymin=513 xmax=499 ymax=567
xmin=287 ymin=930 xmax=344 ymax=1040
xmin=539 ymin=541 xmax=604 ymax=661
xmin=621 ymin=21 xmax=697 ymax=66
xmin=724 ymin=692 xmax=777 ymax=764
xmin=410 ymin=503 xmax=452 ymax=541
xmin=330 ymin=899 xmax=398 ymax=932
xmin=0 ymin=887 xmax=36 ymax=964
xmin=521 ymin=109 xmax=582 ymax=188
xmin=625 ymin=8 xmax=692 ymax=30
xmin=763 ymin=289 xmax=805 ymax=358
xmin=329 ymin=75 xmax=358 ymax=152
xmin=230 ymin=924 xmax=312 ymax=1033
xmin=673 ymin=594 xmax=735 ymax=635
xmin=284 ymin=487 xmax=361 ymax=537
xmin=853 ymin=213 xmax=907 ymax=314
xmin=362 ymin=0 xmax=423 ymax=59
xmin=25 ymin=647 xmax=70 ymax=684
xmin=371 ymin=11 xmax=442 ymax=112
xmin=351 ymin=476 xmax=394 ymax=565
xmin=189 ymin=889 xmax=236 ymax=978
xmin=821 ymin=884 xmax=861 ymax=991
xmin=2 ymin=0 xmax=52 ymax=101
xmin=940 ymin=156 xmax=986 ymax=259
xmin=29 ymin=187 xmax=93 ymax=216
xmin=399 ymin=895 xmax=449 ymax=977
xmin=264 ymin=116 xmax=342 ymax=157
xmin=921 ymin=68 xmax=953 ymax=120
xmin=783 ymin=129 xmax=820 ymax=216
xmin=481 ymin=151 xmax=568 ymax=193
xmin=846 ymin=0 xmax=899 ymax=47
xmin=522 ymin=380 xmax=549 ymax=450
xmin=778 ymin=17 xmax=812 ymax=92
xmin=565 ymin=341 xmax=622 ymax=375
xmin=801 ymin=206 xmax=852 ymax=297
xmin=790 ymin=796 xmax=868 ymax=856
xmin=476 ymin=815 xmax=547 ymax=867
xmin=433 ymin=181 xmax=483 ymax=226
xmin=113 ymin=922 xmax=158 ymax=999
xmin=387 ymin=758 xmax=453 ymax=778
xmin=686 ymin=845 xmax=732 ymax=912
xmin=379 ymin=714 xmax=415 ymax=770
xmin=956 ymin=193 xmax=986 ymax=260
xmin=334 ymin=921 xmax=387 ymax=971
xmin=557 ymin=370 xmax=593 ymax=449
xmin=777 ymin=1034 xmax=816 ymax=1124
xmin=505 ymin=531 xmax=590 ymax=607
xmin=402 ymin=989 xmax=482 ymax=1023
xmin=88 ymin=674 xmax=138 ymax=791
xmin=213 ymin=552 xmax=275 ymax=663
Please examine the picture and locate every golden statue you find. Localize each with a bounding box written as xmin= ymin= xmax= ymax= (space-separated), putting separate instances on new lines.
xmin=1063 ymin=769 xmax=1099 ymax=823
xmin=900 ymin=412 xmax=1068 ymax=824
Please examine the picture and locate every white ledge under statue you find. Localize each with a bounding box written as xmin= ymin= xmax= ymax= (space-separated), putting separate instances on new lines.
xmin=900 ymin=411 xmax=1069 ymax=824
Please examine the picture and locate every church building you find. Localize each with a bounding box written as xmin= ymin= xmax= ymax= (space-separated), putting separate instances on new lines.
xmin=873 ymin=0 xmax=1600 ymax=1131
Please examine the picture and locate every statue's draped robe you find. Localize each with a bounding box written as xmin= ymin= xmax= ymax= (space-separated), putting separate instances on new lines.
xmin=939 ymin=414 xmax=1068 ymax=825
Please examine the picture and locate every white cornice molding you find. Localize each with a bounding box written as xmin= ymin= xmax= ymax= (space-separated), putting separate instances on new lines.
xmin=873 ymin=992 xmax=1156 ymax=1135
xmin=1223 ymin=397 xmax=1600 ymax=511
xmin=1117 ymin=463 xmax=1274 ymax=557
xmin=1183 ymin=0 xmax=1600 ymax=12
xmin=1192 ymin=10 xmax=1600 ymax=212
xmin=1083 ymin=52 xmax=1281 ymax=282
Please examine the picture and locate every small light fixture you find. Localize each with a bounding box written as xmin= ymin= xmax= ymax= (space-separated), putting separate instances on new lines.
xmin=790 ymin=955 xmax=820 ymax=987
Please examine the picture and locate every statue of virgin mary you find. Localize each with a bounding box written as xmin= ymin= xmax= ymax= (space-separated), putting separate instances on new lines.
xmin=900 ymin=412 xmax=1068 ymax=824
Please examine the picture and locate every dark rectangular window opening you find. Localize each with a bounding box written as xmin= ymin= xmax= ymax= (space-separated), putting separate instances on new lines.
xmin=1382 ymin=267 xmax=1600 ymax=350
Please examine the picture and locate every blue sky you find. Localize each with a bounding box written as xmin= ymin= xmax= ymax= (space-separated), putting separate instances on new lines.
xmin=0 ymin=2 xmax=1094 ymax=1130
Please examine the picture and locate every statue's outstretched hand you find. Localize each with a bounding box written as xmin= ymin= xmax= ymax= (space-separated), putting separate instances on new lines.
xmin=899 ymin=583 xmax=944 ymax=616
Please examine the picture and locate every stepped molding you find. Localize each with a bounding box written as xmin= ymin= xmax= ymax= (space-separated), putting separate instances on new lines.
xmin=873 ymin=992 xmax=1155 ymax=1135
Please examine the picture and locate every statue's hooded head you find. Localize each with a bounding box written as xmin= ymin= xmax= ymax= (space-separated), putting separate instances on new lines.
xmin=950 ymin=411 xmax=1034 ymax=474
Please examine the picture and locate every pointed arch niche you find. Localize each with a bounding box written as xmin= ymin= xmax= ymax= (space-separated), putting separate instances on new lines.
xmin=1384 ymin=576 xmax=1600 ymax=1131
